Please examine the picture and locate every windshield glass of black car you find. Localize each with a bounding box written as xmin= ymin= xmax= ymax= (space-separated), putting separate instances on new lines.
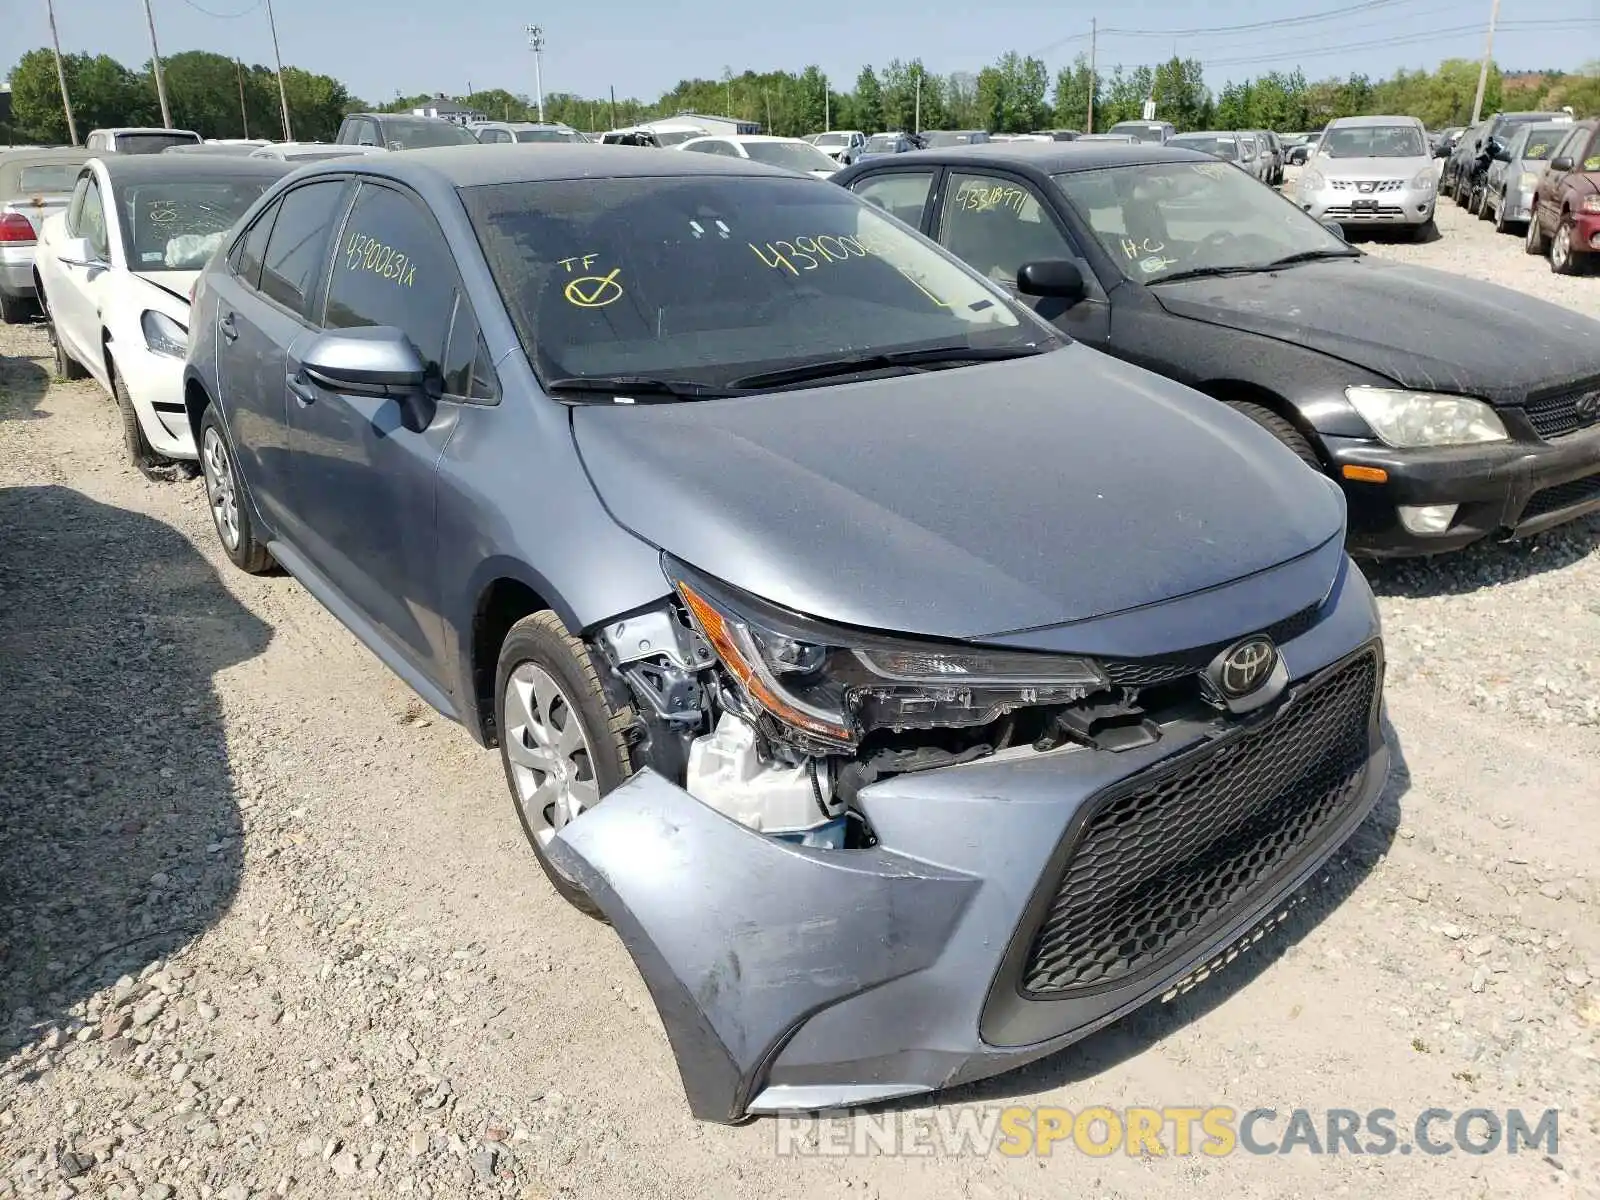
xmin=1053 ymin=162 xmax=1349 ymax=284
xmin=463 ymin=175 xmax=1041 ymax=391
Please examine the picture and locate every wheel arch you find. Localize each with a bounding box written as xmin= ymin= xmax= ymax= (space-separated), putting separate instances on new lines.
xmin=1193 ymin=379 xmax=1329 ymax=466
xmin=461 ymin=562 xmax=578 ymax=748
xmin=183 ymin=374 xmax=213 ymax=449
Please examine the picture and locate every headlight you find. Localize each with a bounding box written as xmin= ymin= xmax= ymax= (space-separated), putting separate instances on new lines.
xmin=1583 ymin=195 xmax=1600 ymax=214
xmin=140 ymin=309 xmax=188 ymax=359
xmin=1408 ymin=167 xmax=1436 ymax=192
xmin=1345 ymin=387 xmax=1508 ymax=448
xmin=668 ymin=562 xmax=1107 ymax=748
xmin=1300 ymin=169 xmax=1326 ymax=191
xmin=1519 ymin=171 xmax=1540 ymax=190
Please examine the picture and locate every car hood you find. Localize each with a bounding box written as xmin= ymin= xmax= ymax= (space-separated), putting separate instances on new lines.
xmin=132 ymin=269 xmax=200 ymax=305
xmin=1312 ymin=154 xmax=1428 ymax=180
xmin=572 ymin=346 xmax=1343 ymax=640
xmin=1150 ymin=257 xmax=1600 ymax=404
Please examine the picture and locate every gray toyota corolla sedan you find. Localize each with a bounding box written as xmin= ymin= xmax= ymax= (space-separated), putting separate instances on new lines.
xmin=183 ymin=145 xmax=1390 ymax=1122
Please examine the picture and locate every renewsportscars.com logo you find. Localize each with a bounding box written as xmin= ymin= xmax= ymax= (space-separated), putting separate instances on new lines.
xmin=773 ymin=1106 xmax=1561 ymax=1159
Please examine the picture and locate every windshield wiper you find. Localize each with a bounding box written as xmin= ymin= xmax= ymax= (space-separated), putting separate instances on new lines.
xmin=728 ymin=344 xmax=1047 ymax=391
xmin=1150 ymin=249 xmax=1360 ymax=285
xmin=1261 ymin=248 xmax=1361 ymax=267
xmin=1146 ymin=264 xmax=1268 ymax=285
xmin=544 ymin=375 xmax=736 ymax=402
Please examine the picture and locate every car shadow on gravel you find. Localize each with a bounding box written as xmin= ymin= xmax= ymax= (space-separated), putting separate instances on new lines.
xmin=0 ymin=354 xmax=50 ymax=423
xmin=0 ymin=486 xmax=271 ymax=1056
xmin=1363 ymin=516 xmax=1600 ymax=598
xmin=877 ymin=716 xmax=1410 ymax=1112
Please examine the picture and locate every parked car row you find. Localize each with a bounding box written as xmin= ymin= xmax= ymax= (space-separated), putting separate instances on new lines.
xmin=23 ymin=135 xmax=1599 ymax=1129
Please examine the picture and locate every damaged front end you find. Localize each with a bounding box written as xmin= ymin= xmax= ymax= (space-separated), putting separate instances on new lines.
xmin=549 ymin=553 xmax=1390 ymax=1122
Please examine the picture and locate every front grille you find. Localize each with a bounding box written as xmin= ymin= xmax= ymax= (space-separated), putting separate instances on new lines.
xmin=1519 ymin=382 xmax=1600 ymax=440
xmin=1321 ymin=204 xmax=1405 ymax=218
xmin=1329 ymin=179 xmax=1403 ymax=193
xmin=1101 ymin=604 xmax=1322 ymax=689
xmin=1521 ymin=473 xmax=1600 ymax=522
xmin=1020 ymin=650 xmax=1378 ymax=996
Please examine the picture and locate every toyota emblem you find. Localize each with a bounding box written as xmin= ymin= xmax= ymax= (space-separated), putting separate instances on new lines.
xmin=1217 ymin=637 xmax=1279 ymax=699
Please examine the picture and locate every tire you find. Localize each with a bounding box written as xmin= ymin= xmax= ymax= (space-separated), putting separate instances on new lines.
xmin=1473 ymin=187 xmax=1491 ymax=220
xmin=494 ymin=611 xmax=635 ymax=915
xmin=1493 ymin=194 xmax=1511 ymax=234
xmin=0 ymin=290 xmax=31 ymax=325
xmin=198 ymin=406 xmax=273 ymax=573
xmin=1455 ymin=177 xmax=1472 ymax=209
xmin=1550 ymin=216 xmax=1581 ymax=276
xmin=1525 ymin=212 xmax=1549 ymax=256
xmin=1222 ymin=399 xmax=1321 ymax=471
xmin=1410 ymin=218 xmax=1437 ymax=243
xmin=112 ymin=363 xmax=178 ymax=480
xmin=50 ymin=321 xmax=87 ymax=380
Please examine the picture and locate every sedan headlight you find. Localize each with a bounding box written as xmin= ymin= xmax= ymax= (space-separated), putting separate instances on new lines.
xmin=668 ymin=561 xmax=1107 ymax=748
xmin=1345 ymin=387 xmax=1508 ymax=448
xmin=1408 ymin=167 xmax=1436 ymax=192
xmin=140 ymin=309 xmax=188 ymax=359
xmin=1299 ymin=168 xmax=1326 ymax=192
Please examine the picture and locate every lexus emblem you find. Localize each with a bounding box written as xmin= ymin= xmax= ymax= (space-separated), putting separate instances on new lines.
xmin=1217 ymin=637 xmax=1279 ymax=699
xmin=1574 ymin=391 xmax=1600 ymax=421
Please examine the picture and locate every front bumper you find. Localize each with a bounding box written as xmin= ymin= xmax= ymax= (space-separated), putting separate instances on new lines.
xmin=110 ymin=333 xmax=195 ymax=459
xmin=1300 ymin=183 xmax=1435 ymax=226
xmin=1330 ymin=423 xmax=1600 ymax=556
xmin=1498 ymin=189 xmax=1536 ymax=223
xmin=1574 ymin=212 xmax=1600 ymax=254
xmin=548 ymin=561 xmax=1389 ymax=1122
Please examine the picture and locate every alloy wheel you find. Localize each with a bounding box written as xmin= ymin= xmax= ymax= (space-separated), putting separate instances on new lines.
xmin=201 ymin=426 xmax=241 ymax=551
xmin=1552 ymin=223 xmax=1572 ymax=273
xmin=502 ymin=663 xmax=599 ymax=847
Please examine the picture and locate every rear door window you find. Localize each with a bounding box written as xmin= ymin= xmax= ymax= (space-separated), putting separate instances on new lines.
xmin=259 ymin=180 xmax=348 ymax=317
xmin=938 ymin=172 xmax=1081 ymax=286
xmin=849 ymin=171 xmax=935 ymax=228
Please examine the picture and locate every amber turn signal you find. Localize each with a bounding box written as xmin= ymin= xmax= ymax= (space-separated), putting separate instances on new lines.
xmin=1341 ymin=465 xmax=1389 ymax=484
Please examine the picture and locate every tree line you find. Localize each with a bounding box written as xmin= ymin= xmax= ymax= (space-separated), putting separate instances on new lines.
xmin=6 ymin=45 xmax=1598 ymax=147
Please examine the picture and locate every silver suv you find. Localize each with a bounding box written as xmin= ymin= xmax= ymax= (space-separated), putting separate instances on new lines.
xmin=1297 ymin=115 xmax=1437 ymax=239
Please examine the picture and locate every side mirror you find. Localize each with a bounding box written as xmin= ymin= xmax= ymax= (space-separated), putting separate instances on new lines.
xmin=58 ymin=236 xmax=105 ymax=268
xmin=1016 ymin=259 xmax=1086 ymax=303
xmin=299 ymin=326 xmax=438 ymax=432
xmin=1320 ymin=219 xmax=1347 ymax=242
xmin=1551 ymin=156 xmax=1574 ymax=172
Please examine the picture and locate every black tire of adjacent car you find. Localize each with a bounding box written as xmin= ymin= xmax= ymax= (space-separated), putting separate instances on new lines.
xmin=199 ymin=405 xmax=274 ymax=574
xmin=1525 ymin=212 xmax=1549 ymax=255
xmin=1474 ymin=187 xmax=1492 ymax=220
xmin=494 ymin=610 xmax=635 ymax=916
xmin=50 ymin=321 xmax=87 ymax=380
xmin=113 ymin=363 xmax=177 ymax=480
xmin=1222 ymin=399 xmax=1321 ymax=471
xmin=1455 ymin=180 xmax=1472 ymax=209
xmin=0 ymin=290 xmax=31 ymax=325
xmin=1409 ymin=218 xmax=1438 ymax=243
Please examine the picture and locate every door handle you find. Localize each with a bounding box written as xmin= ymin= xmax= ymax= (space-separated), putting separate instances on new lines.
xmin=219 ymin=312 xmax=238 ymax=343
xmin=288 ymin=375 xmax=318 ymax=406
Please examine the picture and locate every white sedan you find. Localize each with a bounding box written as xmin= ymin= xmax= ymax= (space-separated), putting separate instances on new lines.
xmin=34 ymin=155 xmax=289 ymax=475
xmin=676 ymin=135 xmax=843 ymax=179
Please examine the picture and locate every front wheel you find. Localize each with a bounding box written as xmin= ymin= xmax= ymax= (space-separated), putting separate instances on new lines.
xmin=50 ymin=321 xmax=87 ymax=380
xmin=1223 ymin=399 xmax=1321 ymax=471
xmin=113 ymin=364 xmax=180 ymax=480
xmin=199 ymin=407 xmax=273 ymax=573
xmin=1525 ymin=212 xmax=1549 ymax=256
xmin=1410 ymin=218 xmax=1437 ymax=243
xmin=495 ymin=611 xmax=635 ymax=915
xmin=1550 ymin=217 xmax=1582 ymax=275
xmin=1493 ymin=195 xmax=1511 ymax=234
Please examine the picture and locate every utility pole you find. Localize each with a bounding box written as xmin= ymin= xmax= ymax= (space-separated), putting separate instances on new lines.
xmin=141 ymin=0 xmax=173 ymax=128
xmin=44 ymin=0 xmax=79 ymax=146
xmin=609 ymin=84 xmax=616 ymax=130
xmin=525 ymin=25 xmax=546 ymax=122
xmin=824 ymin=78 xmax=830 ymax=132
xmin=1469 ymin=0 xmax=1501 ymax=125
xmin=265 ymin=0 xmax=293 ymax=140
xmin=914 ymin=68 xmax=922 ymax=134
xmin=236 ymin=59 xmax=249 ymax=137
xmin=1087 ymin=17 xmax=1097 ymax=134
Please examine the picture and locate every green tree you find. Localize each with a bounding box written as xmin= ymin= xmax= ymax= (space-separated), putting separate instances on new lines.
xmin=944 ymin=71 xmax=979 ymax=128
xmin=8 ymin=48 xmax=150 ymax=143
xmin=975 ymin=52 xmax=1050 ymax=132
xmin=1151 ymin=57 xmax=1208 ymax=130
xmin=1052 ymin=54 xmax=1096 ymax=131
xmin=848 ymin=65 xmax=884 ymax=132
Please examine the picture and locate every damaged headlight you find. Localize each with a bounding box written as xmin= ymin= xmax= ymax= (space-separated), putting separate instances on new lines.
xmin=667 ymin=559 xmax=1108 ymax=749
xmin=1345 ymin=386 xmax=1508 ymax=448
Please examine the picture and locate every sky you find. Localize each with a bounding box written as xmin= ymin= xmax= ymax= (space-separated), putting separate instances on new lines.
xmin=7 ymin=0 xmax=1597 ymax=107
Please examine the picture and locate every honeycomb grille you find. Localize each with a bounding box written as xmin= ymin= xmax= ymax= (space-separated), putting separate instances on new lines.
xmin=1100 ymin=604 xmax=1321 ymax=689
xmin=1521 ymin=473 xmax=1600 ymax=522
xmin=1020 ymin=650 xmax=1378 ymax=996
xmin=1520 ymin=382 xmax=1600 ymax=441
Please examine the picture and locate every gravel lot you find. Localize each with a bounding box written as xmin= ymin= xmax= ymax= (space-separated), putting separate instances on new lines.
xmin=3 ymin=197 xmax=1600 ymax=1200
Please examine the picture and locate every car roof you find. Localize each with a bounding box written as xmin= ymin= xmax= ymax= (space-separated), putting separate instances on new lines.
xmin=690 ymin=134 xmax=809 ymax=144
xmin=844 ymin=141 xmax=1212 ymax=173
xmin=92 ymin=155 xmax=296 ymax=184
xmin=94 ymin=127 xmax=200 ymax=136
xmin=475 ymin=121 xmax=576 ymax=132
xmin=0 ymin=146 xmax=92 ymax=165
xmin=295 ymin=143 xmax=805 ymax=188
xmin=1325 ymin=114 xmax=1423 ymax=127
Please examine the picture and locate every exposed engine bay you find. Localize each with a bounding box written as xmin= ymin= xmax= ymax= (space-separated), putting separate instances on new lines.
xmin=589 ymin=560 xmax=1226 ymax=848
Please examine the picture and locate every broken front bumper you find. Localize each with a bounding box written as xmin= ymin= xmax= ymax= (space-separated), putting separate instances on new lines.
xmin=549 ymin=562 xmax=1390 ymax=1123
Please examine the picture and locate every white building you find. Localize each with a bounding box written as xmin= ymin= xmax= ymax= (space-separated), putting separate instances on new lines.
xmin=641 ymin=111 xmax=760 ymax=137
xmin=411 ymin=95 xmax=488 ymax=126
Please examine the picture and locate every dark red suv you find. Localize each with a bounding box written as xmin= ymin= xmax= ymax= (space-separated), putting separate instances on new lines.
xmin=1526 ymin=118 xmax=1600 ymax=274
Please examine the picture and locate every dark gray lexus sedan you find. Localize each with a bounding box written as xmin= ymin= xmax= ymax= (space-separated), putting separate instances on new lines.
xmin=183 ymin=145 xmax=1389 ymax=1122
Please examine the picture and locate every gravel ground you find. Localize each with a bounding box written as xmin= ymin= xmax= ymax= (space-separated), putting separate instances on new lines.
xmin=3 ymin=203 xmax=1600 ymax=1200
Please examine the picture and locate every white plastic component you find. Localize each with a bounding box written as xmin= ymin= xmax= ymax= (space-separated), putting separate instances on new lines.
xmin=686 ymin=713 xmax=841 ymax=836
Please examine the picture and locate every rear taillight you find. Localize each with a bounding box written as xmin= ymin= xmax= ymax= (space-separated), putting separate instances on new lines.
xmin=0 ymin=212 xmax=36 ymax=244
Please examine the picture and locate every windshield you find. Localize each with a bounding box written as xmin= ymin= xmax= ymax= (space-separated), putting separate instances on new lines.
xmin=923 ymin=131 xmax=983 ymax=147
xmin=1109 ymin=123 xmax=1164 ymax=143
xmin=1321 ymin=125 xmax=1426 ymax=158
xmin=1053 ymin=161 xmax=1349 ymax=284
xmin=516 ymin=128 xmax=585 ymax=143
xmin=813 ymin=133 xmax=849 ymax=147
xmin=1515 ymin=127 xmax=1567 ymax=161
xmin=116 ymin=133 xmax=201 ymax=155
xmin=865 ymin=134 xmax=900 ymax=153
xmin=742 ymin=141 xmax=839 ymax=173
xmin=17 ymin=163 xmax=83 ymax=192
xmin=653 ymin=130 xmax=705 ymax=147
xmin=1169 ymin=135 xmax=1239 ymax=162
xmin=118 ymin=179 xmax=273 ymax=271
xmin=383 ymin=119 xmax=480 ymax=150
xmin=464 ymin=175 xmax=1042 ymax=393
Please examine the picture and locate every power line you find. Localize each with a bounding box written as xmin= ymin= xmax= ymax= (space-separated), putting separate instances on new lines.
xmin=175 ymin=0 xmax=264 ymax=17
xmin=1102 ymin=0 xmax=1433 ymax=38
xmin=1194 ymin=18 xmax=1600 ymax=70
